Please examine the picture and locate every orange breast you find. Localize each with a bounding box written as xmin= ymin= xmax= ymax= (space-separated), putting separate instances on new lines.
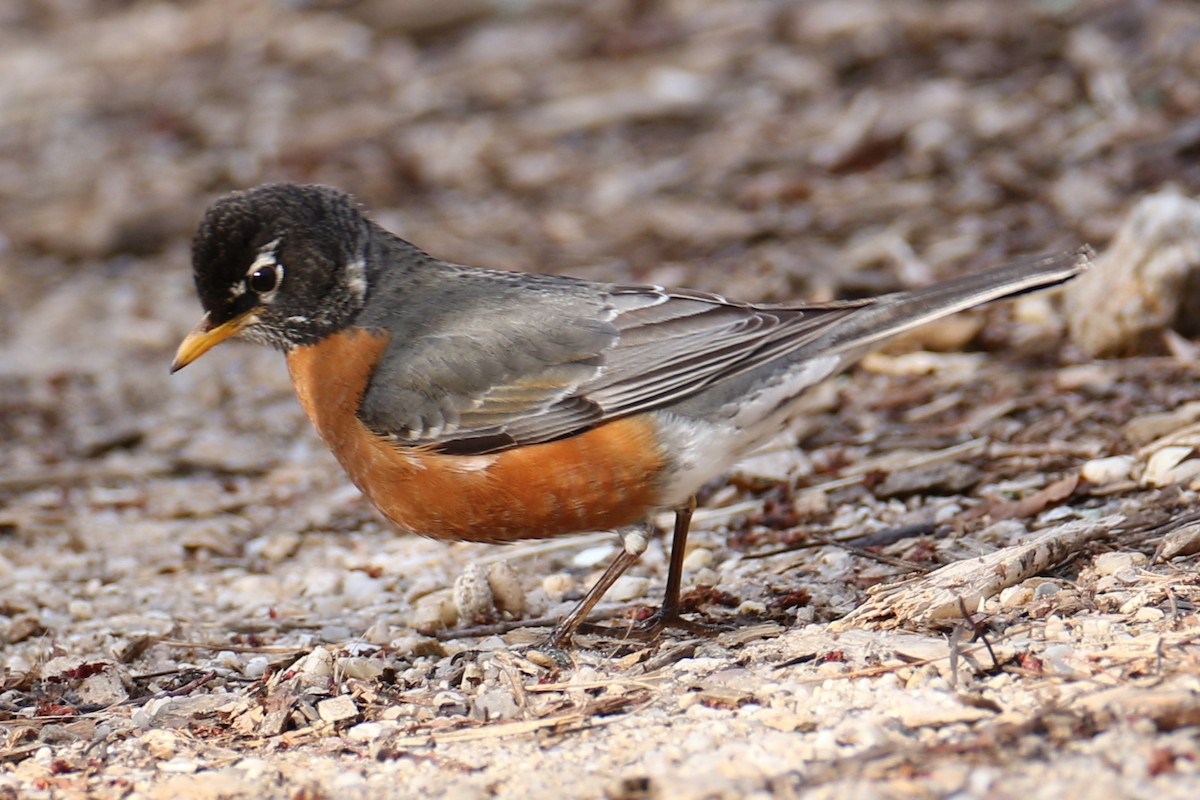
xmin=285 ymin=328 xmax=669 ymax=543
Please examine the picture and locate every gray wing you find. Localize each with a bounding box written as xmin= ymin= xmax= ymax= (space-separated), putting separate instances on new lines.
xmin=357 ymin=249 xmax=1089 ymax=455
xmin=356 ymin=269 xmax=865 ymax=454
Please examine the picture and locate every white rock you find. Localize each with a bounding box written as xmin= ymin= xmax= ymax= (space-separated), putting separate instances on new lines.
xmin=363 ymin=619 xmax=392 ymax=645
xmin=486 ymin=561 xmax=526 ymax=617
xmin=317 ymin=694 xmax=359 ymax=724
xmin=411 ymin=589 xmax=456 ymax=634
xmin=243 ymin=656 xmax=269 ymax=679
xmin=453 ymin=562 xmax=495 ymax=623
xmin=1044 ymin=615 xmax=1069 ymax=641
xmin=341 ymin=570 xmax=384 ymax=603
xmin=1080 ymin=455 xmax=1135 ymax=485
xmin=346 ymin=722 xmax=387 ymax=743
xmin=998 ymin=585 xmax=1033 ymax=609
xmin=1066 ymin=191 xmax=1200 ymax=357
xmin=132 ymin=697 xmax=172 ymax=728
xmin=1142 ymin=446 xmax=1196 ymax=487
xmin=140 ymin=729 xmax=178 ymax=759
xmin=299 ymin=647 xmax=334 ymax=677
xmin=338 ymin=656 xmax=385 ymax=681
xmin=1133 ymin=606 xmax=1165 ymax=622
xmin=213 ymin=650 xmax=241 ymax=670
xmin=1094 ymin=551 xmax=1147 ymax=577
xmin=682 ymin=547 xmax=714 ymax=572
xmin=541 ymin=573 xmax=574 ymax=602
xmin=474 ymin=689 xmax=521 ymax=721
xmin=572 ymin=544 xmax=615 ymax=568
xmin=608 ymin=575 xmax=649 ymax=602
xmin=67 ymin=600 xmax=93 ymax=620
xmin=736 ymin=600 xmax=767 ymax=616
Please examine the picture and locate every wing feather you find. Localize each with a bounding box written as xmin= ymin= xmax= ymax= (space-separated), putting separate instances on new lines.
xmin=357 ymin=249 xmax=1088 ymax=454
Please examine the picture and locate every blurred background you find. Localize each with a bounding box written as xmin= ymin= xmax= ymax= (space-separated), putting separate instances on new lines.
xmin=4 ymin=4 xmax=1200 ymax=792
xmin=5 ymin=0 xmax=1198 ymax=294
xmin=1 ymin=0 xmax=1199 ymax=627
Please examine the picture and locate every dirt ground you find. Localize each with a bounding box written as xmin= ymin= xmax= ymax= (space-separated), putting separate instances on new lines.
xmin=3 ymin=1 xmax=1200 ymax=797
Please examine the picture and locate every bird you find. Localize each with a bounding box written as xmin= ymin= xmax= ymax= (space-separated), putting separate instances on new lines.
xmin=172 ymin=183 xmax=1090 ymax=646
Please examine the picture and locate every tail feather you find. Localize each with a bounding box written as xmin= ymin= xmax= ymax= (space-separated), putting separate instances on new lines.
xmin=800 ymin=246 xmax=1092 ymax=357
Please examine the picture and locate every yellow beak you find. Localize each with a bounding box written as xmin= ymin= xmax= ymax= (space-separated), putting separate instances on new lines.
xmin=170 ymin=310 xmax=256 ymax=373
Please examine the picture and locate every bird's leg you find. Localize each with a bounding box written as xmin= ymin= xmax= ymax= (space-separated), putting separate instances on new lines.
xmin=542 ymin=497 xmax=719 ymax=648
xmin=626 ymin=496 xmax=721 ymax=638
xmin=541 ymin=525 xmax=650 ymax=648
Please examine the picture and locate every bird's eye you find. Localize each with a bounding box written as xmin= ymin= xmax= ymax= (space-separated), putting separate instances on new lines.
xmin=248 ymin=264 xmax=281 ymax=294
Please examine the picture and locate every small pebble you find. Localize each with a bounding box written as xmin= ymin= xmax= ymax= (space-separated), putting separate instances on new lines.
xmin=793 ymin=489 xmax=830 ymax=517
xmin=248 ymin=530 xmax=302 ymax=562
xmin=1044 ymin=615 xmax=1068 ymax=641
xmin=736 ymin=600 xmax=766 ymax=616
xmin=411 ymin=590 xmax=457 ymax=634
xmin=1033 ymin=582 xmax=1061 ymax=599
xmin=67 ymin=600 xmax=93 ymax=620
xmin=1080 ymin=455 xmax=1134 ymax=485
xmin=1142 ymin=446 xmax=1198 ymax=487
xmin=390 ymin=633 xmax=444 ymax=658
xmin=541 ymin=573 xmax=574 ymax=602
xmin=341 ymin=570 xmax=384 ymax=603
xmin=1133 ymin=606 xmax=1165 ymax=623
xmin=682 ymin=547 xmax=713 ymax=572
xmin=454 ymin=563 xmax=495 ymax=623
xmin=1094 ymin=551 xmax=1147 ymax=577
xmin=346 ymin=722 xmax=387 ymax=743
xmin=1042 ymin=644 xmax=1080 ymax=675
xmin=487 ymin=561 xmax=527 ymax=617
xmin=140 ymin=729 xmax=178 ymax=759
xmin=1079 ymin=617 xmax=1115 ymax=637
xmin=473 ymin=689 xmax=521 ymax=721
xmin=572 ymin=544 xmax=615 ymax=568
xmin=243 ymin=656 xmax=270 ymax=679
xmin=998 ymin=585 xmax=1033 ymax=609
xmin=214 ymin=650 xmax=241 ymax=670
xmin=363 ymin=619 xmax=391 ymax=645
xmin=934 ymin=503 xmax=962 ymax=524
xmin=318 ymin=624 xmax=352 ymax=643
xmin=607 ymin=575 xmax=649 ymax=602
xmin=338 ymin=656 xmax=385 ymax=680
xmin=316 ymin=695 xmax=359 ymax=724
xmin=299 ymin=647 xmax=334 ymax=677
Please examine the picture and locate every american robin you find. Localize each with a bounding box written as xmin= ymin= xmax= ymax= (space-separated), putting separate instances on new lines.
xmin=172 ymin=183 xmax=1089 ymax=645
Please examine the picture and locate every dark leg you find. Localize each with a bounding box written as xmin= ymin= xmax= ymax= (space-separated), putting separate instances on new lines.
xmin=542 ymin=545 xmax=643 ymax=649
xmin=626 ymin=496 xmax=720 ymax=638
xmin=542 ymin=497 xmax=718 ymax=648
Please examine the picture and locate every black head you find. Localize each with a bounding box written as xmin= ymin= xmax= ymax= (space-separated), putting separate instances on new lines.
xmin=173 ymin=183 xmax=372 ymax=370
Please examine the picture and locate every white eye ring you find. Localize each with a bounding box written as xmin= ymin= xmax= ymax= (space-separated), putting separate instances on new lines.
xmin=245 ymin=239 xmax=284 ymax=297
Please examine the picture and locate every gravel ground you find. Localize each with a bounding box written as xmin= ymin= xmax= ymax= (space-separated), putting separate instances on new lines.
xmin=2 ymin=1 xmax=1200 ymax=798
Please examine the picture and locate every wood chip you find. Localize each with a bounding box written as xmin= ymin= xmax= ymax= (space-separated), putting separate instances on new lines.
xmin=316 ymin=695 xmax=360 ymax=725
xmin=833 ymin=516 xmax=1122 ymax=630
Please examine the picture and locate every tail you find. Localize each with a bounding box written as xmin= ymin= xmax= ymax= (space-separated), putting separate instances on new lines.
xmin=797 ymin=246 xmax=1092 ymax=357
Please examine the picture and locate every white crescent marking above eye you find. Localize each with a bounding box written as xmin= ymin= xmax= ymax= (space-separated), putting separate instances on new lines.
xmin=246 ymin=238 xmax=284 ymax=302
